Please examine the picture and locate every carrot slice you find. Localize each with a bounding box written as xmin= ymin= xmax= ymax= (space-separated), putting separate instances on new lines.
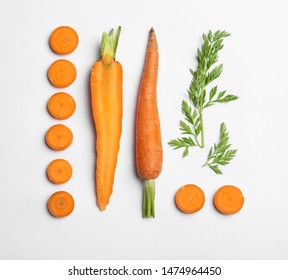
xmin=175 ymin=184 xmax=205 ymax=214
xmin=214 ymin=185 xmax=244 ymax=214
xmin=47 ymin=159 xmax=72 ymax=184
xmin=48 ymin=59 xmax=77 ymax=88
xmin=45 ymin=124 xmax=73 ymax=151
xmin=47 ymin=191 xmax=74 ymax=218
xmin=48 ymin=92 xmax=76 ymax=120
xmin=49 ymin=26 xmax=79 ymax=55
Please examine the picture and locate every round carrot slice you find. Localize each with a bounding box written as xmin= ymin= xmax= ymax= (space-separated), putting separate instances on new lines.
xmin=45 ymin=124 xmax=73 ymax=151
xmin=48 ymin=191 xmax=74 ymax=218
xmin=49 ymin=26 xmax=79 ymax=55
xmin=48 ymin=59 xmax=77 ymax=88
xmin=48 ymin=92 xmax=76 ymax=120
xmin=47 ymin=159 xmax=72 ymax=184
xmin=175 ymin=184 xmax=205 ymax=214
xmin=214 ymin=185 xmax=244 ymax=214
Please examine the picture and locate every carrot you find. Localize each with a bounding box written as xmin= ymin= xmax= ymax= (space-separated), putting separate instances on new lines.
xmin=48 ymin=191 xmax=74 ymax=218
xmin=90 ymin=27 xmax=122 ymax=211
xmin=49 ymin=26 xmax=79 ymax=55
xmin=213 ymin=185 xmax=244 ymax=214
xmin=47 ymin=159 xmax=72 ymax=184
xmin=48 ymin=59 xmax=77 ymax=88
xmin=45 ymin=124 xmax=73 ymax=151
xmin=135 ymin=28 xmax=163 ymax=218
xmin=175 ymin=184 xmax=205 ymax=214
xmin=48 ymin=92 xmax=76 ymax=120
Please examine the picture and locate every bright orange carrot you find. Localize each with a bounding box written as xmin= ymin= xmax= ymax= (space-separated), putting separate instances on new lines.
xmin=45 ymin=124 xmax=73 ymax=151
xmin=48 ymin=59 xmax=77 ymax=88
xmin=90 ymin=27 xmax=122 ymax=211
xmin=135 ymin=28 xmax=163 ymax=218
xmin=48 ymin=191 xmax=74 ymax=218
xmin=175 ymin=184 xmax=205 ymax=214
xmin=48 ymin=92 xmax=76 ymax=120
xmin=213 ymin=185 xmax=244 ymax=214
xmin=47 ymin=159 xmax=72 ymax=184
xmin=49 ymin=26 xmax=79 ymax=55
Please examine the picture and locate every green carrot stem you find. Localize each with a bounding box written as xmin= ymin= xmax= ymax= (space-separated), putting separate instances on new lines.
xmin=101 ymin=26 xmax=121 ymax=59
xmin=143 ymin=179 xmax=155 ymax=218
xmin=199 ymin=111 xmax=205 ymax=148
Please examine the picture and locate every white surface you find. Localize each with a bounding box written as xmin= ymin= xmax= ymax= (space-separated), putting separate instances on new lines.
xmin=0 ymin=0 xmax=288 ymax=260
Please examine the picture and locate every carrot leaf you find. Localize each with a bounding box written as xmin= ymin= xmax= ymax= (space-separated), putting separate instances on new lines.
xmin=169 ymin=30 xmax=238 ymax=174
xmin=168 ymin=137 xmax=196 ymax=157
xmin=203 ymin=122 xmax=237 ymax=174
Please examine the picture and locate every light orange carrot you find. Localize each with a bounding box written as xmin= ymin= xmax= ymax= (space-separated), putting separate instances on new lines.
xmin=48 ymin=191 xmax=74 ymax=218
xmin=45 ymin=124 xmax=73 ymax=151
xmin=48 ymin=92 xmax=76 ymax=120
xmin=135 ymin=28 xmax=163 ymax=218
xmin=213 ymin=185 xmax=244 ymax=214
xmin=47 ymin=159 xmax=72 ymax=184
xmin=49 ymin=26 xmax=79 ymax=55
xmin=90 ymin=27 xmax=122 ymax=211
xmin=48 ymin=59 xmax=77 ymax=88
xmin=175 ymin=184 xmax=205 ymax=214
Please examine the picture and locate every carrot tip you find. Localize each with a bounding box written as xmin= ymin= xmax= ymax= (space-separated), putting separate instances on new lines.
xmin=97 ymin=201 xmax=107 ymax=211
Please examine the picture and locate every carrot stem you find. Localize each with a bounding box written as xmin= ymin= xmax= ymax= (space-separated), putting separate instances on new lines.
xmin=199 ymin=109 xmax=205 ymax=148
xmin=143 ymin=179 xmax=155 ymax=218
xmin=101 ymin=26 xmax=121 ymax=59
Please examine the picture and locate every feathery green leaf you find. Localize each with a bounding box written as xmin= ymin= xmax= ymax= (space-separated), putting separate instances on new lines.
xmin=169 ymin=30 xmax=238 ymax=174
xmin=203 ymin=122 xmax=237 ymax=174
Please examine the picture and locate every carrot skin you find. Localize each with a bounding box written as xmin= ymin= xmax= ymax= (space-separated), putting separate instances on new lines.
xmin=91 ymin=51 xmax=123 ymax=211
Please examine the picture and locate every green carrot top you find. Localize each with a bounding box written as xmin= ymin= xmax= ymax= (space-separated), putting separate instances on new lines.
xmin=101 ymin=26 xmax=121 ymax=59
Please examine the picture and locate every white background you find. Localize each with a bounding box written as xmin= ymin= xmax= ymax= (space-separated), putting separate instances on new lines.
xmin=0 ymin=0 xmax=287 ymax=260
